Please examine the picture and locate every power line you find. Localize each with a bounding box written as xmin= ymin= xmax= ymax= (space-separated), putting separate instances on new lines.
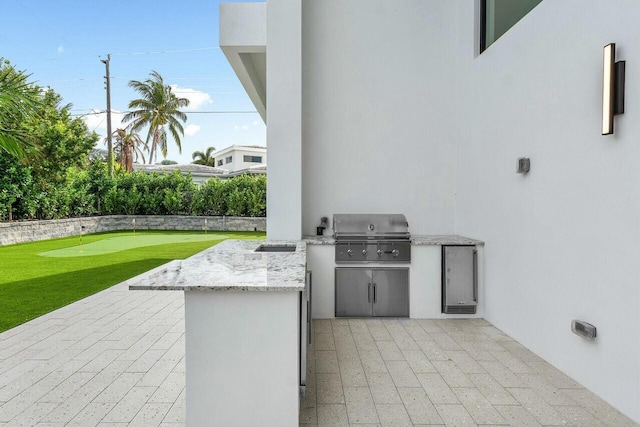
xmin=89 ymin=116 xmax=106 ymax=132
xmin=70 ymin=110 xmax=106 ymax=117
xmin=186 ymin=111 xmax=258 ymax=114
xmin=69 ymin=110 xmax=258 ymax=117
xmin=13 ymin=0 xmax=70 ymax=46
xmin=0 ymin=34 xmax=20 ymax=48
xmin=46 ymin=77 xmax=103 ymax=83
xmin=113 ymin=76 xmax=238 ymax=81
xmin=111 ymin=47 xmax=220 ymax=56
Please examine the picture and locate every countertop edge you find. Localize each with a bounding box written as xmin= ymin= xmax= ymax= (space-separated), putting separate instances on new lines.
xmin=129 ymin=284 xmax=305 ymax=292
xmin=303 ymin=234 xmax=485 ymax=246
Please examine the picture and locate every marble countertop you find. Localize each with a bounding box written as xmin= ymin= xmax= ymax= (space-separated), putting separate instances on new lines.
xmin=411 ymin=235 xmax=484 ymax=246
xmin=129 ymin=240 xmax=306 ymax=292
xmin=303 ymin=234 xmax=484 ymax=246
xmin=303 ymin=235 xmax=336 ymax=245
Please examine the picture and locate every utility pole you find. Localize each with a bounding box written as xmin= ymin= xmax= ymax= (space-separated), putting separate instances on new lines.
xmin=101 ymin=54 xmax=113 ymax=176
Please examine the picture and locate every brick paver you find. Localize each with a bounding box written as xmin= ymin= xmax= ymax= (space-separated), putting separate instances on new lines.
xmin=0 ymin=268 xmax=636 ymax=426
xmin=301 ymin=318 xmax=638 ymax=427
xmin=0 ymin=265 xmax=185 ymax=426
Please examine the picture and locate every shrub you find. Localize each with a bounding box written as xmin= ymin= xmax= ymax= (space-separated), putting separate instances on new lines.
xmin=0 ymin=159 xmax=267 ymax=221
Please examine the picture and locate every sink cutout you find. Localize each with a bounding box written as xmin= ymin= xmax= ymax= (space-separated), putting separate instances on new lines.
xmin=254 ymin=244 xmax=296 ymax=253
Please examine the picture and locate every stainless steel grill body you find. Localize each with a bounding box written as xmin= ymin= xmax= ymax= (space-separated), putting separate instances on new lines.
xmin=333 ymin=214 xmax=411 ymax=263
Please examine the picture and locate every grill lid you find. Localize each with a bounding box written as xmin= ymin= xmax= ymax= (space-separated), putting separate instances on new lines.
xmin=333 ymin=214 xmax=410 ymax=240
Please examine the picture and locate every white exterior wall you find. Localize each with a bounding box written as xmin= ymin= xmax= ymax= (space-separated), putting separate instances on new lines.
xmin=224 ymin=0 xmax=640 ymax=421
xmin=301 ymin=0 xmax=457 ymax=236
xmin=453 ymin=1 xmax=640 ymax=422
xmin=267 ymin=0 xmax=302 ymax=240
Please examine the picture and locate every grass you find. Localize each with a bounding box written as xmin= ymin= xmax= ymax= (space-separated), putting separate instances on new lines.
xmin=0 ymin=230 xmax=265 ymax=333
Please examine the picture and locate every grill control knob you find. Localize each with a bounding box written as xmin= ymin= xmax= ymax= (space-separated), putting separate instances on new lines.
xmin=392 ymin=249 xmax=400 ymax=257
xmin=347 ymin=249 xmax=353 ymax=257
xmin=377 ymin=249 xmax=383 ymax=257
xmin=362 ymin=249 xmax=367 ymax=256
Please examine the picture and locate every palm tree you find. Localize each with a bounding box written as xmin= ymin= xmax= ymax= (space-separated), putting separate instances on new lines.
xmin=192 ymin=146 xmax=216 ymax=167
xmin=110 ymin=128 xmax=147 ymax=172
xmin=0 ymin=60 xmax=39 ymax=158
xmin=122 ymin=71 xmax=190 ymax=164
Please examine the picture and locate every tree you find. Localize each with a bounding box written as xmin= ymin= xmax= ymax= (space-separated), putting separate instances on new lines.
xmin=160 ymin=159 xmax=177 ymax=165
xmin=0 ymin=155 xmax=34 ymax=220
xmin=192 ymin=146 xmax=216 ymax=166
xmin=0 ymin=58 xmax=39 ymax=158
xmin=123 ymin=71 xmax=190 ymax=164
xmin=110 ymin=128 xmax=146 ymax=172
xmin=22 ymin=90 xmax=99 ymax=186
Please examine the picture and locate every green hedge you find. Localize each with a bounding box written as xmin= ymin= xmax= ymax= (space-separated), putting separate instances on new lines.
xmin=0 ymin=160 xmax=267 ymax=221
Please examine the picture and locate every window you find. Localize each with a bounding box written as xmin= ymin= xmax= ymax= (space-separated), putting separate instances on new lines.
xmin=243 ymin=155 xmax=262 ymax=163
xmin=481 ymin=0 xmax=542 ymax=52
xmin=217 ymin=159 xmax=223 ymax=166
xmin=225 ymin=156 xmax=232 ymax=164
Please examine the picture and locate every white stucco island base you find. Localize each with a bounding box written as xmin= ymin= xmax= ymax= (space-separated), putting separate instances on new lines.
xmin=184 ymin=291 xmax=299 ymax=427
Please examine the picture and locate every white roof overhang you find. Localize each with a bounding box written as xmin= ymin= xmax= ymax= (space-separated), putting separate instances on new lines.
xmin=220 ymin=3 xmax=267 ymax=123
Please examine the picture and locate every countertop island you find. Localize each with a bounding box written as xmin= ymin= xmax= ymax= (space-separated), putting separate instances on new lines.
xmin=130 ymin=239 xmax=306 ymax=292
xmin=130 ymin=239 xmax=306 ymax=427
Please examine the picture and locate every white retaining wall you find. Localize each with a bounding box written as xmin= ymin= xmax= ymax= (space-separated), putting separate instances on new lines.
xmin=0 ymin=215 xmax=266 ymax=246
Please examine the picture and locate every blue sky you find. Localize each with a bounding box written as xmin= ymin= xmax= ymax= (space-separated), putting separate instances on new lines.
xmin=1 ymin=0 xmax=265 ymax=164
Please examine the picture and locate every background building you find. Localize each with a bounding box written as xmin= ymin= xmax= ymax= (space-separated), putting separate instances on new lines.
xmin=211 ymin=144 xmax=267 ymax=172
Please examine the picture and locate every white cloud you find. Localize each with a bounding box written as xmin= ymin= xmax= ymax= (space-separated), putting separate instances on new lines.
xmin=184 ymin=124 xmax=201 ymax=136
xmin=82 ymin=109 xmax=127 ymax=132
xmin=234 ymin=124 xmax=249 ymax=131
xmin=170 ymin=85 xmax=213 ymax=111
xmin=252 ymin=120 xmax=260 ymax=126
xmin=57 ymin=45 xmax=64 ymax=53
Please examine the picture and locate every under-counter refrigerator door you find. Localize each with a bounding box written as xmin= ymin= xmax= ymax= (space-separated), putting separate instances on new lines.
xmin=372 ymin=268 xmax=409 ymax=317
xmin=335 ymin=268 xmax=373 ymax=317
xmin=443 ymin=246 xmax=477 ymax=313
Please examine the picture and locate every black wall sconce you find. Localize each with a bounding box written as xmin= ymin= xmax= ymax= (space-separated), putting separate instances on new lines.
xmin=602 ymin=43 xmax=625 ymax=135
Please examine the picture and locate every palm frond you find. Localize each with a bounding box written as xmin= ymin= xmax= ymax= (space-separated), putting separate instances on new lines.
xmin=0 ymin=64 xmax=41 ymax=158
xmin=126 ymin=70 xmax=190 ymax=164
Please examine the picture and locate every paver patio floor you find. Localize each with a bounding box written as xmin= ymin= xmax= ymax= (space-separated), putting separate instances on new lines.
xmin=0 ymin=270 xmax=636 ymax=426
xmin=302 ymin=319 xmax=637 ymax=427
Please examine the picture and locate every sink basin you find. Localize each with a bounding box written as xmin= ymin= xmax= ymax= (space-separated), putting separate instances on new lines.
xmin=254 ymin=244 xmax=296 ymax=253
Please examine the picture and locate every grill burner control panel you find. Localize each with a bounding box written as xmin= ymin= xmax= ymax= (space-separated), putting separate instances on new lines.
xmin=335 ymin=241 xmax=411 ymax=263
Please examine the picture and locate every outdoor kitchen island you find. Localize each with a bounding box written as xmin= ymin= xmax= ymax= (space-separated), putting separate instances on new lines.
xmin=130 ymin=239 xmax=307 ymax=427
xmin=305 ymin=234 xmax=485 ymax=319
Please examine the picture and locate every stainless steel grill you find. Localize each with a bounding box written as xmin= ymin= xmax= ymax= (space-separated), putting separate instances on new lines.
xmin=333 ymin=214 xmax=411 ymax=263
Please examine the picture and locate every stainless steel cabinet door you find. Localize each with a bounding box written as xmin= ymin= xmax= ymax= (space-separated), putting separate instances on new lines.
xmin=335 ymin=268 xmax=373 ymax=317
xmin=372 ymin=268 xmax=409 ymax=317
xmin=443 ymin=246 xmax=477 ymax=312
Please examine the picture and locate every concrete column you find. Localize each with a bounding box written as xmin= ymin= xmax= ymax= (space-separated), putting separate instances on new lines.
xmin=266 ymin=0 xmax=302 ymax=240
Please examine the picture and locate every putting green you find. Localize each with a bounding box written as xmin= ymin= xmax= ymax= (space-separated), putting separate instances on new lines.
xmin=39 ymin=233 xmax=229 ymax=257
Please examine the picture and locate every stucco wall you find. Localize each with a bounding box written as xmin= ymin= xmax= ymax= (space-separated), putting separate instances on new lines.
xmin=229 ymin=0 xmax=639 ymax=421
xmin=301 ymin=0 xmax=457 ymax=236
xmin=0 ymin=215 xmax=266 ymax=246
xmin=453 ymin=0 xmax=640 ymax=422
xmin=267 ymin=0 xmax=302 ymax=240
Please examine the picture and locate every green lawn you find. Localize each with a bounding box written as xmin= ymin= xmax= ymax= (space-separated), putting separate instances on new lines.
xmin=0 ymin=230 xmax=265 ymax=333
